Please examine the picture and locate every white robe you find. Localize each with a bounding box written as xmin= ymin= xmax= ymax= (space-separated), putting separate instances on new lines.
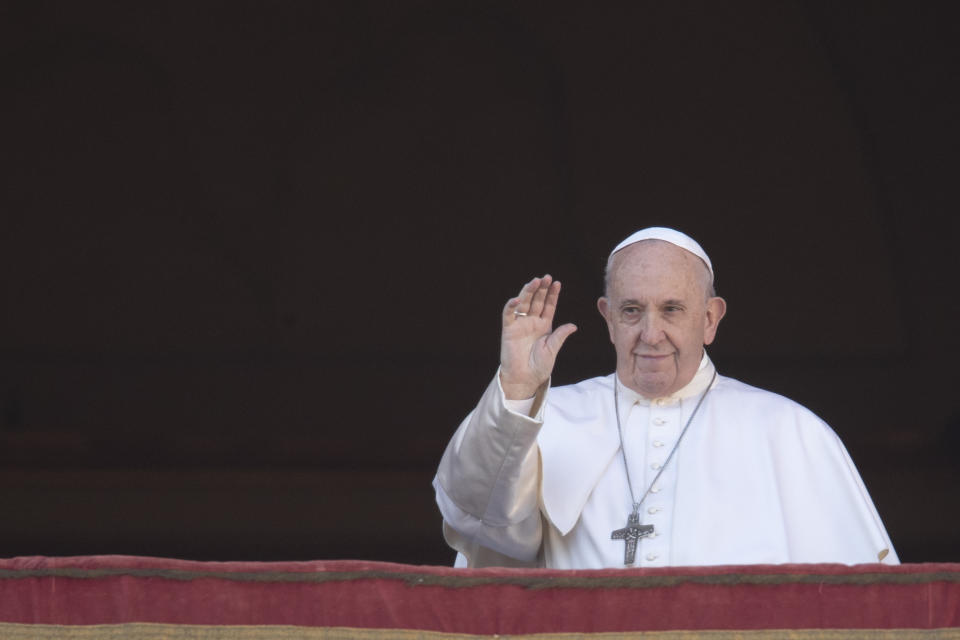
xmin=434 ymin=355 xmax=898 ymax=568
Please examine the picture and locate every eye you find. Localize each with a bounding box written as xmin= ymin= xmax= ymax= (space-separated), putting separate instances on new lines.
xmin=618 ymin=306 xmax=640 ymax=323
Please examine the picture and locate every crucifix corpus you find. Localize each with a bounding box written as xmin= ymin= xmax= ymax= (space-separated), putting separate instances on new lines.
xmin=610 ymin=508 xmax=654 ymax=565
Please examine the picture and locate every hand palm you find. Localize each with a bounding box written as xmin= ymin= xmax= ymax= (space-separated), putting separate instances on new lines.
xmin=499 ymin=275 xmax=578 ymax=400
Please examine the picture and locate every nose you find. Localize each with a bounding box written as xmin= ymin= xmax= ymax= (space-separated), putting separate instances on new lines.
xmin=639 ymin=312 xmax=665 ymax=346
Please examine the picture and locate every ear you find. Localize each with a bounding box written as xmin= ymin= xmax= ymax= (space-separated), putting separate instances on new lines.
xmin=702 ymin=296 xmax=727 ymax=345
xmin=597 ymin=296 xmax=615 ymax=344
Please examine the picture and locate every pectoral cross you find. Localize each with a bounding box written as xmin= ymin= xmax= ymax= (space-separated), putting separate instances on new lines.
xmin=611 ymin=507 xmax=654 ymax=565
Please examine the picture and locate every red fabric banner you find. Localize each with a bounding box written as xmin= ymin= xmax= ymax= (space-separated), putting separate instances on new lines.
xmin=1 ymin=556 xmax=958 ymax=635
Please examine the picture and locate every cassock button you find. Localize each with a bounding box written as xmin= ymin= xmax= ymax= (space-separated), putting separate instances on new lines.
xmin=652 ymin=417 xmax=666 ymax=425
xmin=651 ymin=462 xmax=662 ymax=470
xmin=650 ymin=486 xmax=661 ymax=493
xmin=653 ymin=440 xmax=664 ymax=447
xmin=646 ymin=554 xmax=658 ymax=561
xmin=647 ymin=507 xmax=660 ymax=514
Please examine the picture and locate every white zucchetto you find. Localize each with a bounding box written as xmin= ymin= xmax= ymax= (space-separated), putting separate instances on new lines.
xmin=610 ymin=227 xmax=713 ymax=280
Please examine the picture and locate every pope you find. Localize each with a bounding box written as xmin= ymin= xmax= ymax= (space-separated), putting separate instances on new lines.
xmin=434 ymin=227 xmax=898 ymax=568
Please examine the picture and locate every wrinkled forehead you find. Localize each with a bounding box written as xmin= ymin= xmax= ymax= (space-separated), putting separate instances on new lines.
xmin=608 ymin=240 xmax=713 ymax=297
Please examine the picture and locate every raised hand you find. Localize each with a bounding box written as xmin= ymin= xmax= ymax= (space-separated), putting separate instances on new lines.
xmin=499 ymin=275 xmax=578 ymax=400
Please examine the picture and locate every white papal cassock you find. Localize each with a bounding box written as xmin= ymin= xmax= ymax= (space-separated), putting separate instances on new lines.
xmin=434 ymin=354 xmax=898 ymax=569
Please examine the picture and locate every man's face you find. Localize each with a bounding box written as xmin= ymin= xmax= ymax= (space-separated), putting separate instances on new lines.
xmin=597 ymin=240 xmax=725 ymax=398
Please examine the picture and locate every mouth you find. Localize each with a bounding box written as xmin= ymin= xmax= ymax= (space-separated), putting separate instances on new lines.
xmin=635 ymin=353 xmax=673 ymax=362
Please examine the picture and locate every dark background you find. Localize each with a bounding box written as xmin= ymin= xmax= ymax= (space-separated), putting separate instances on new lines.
xmin=1 ymin=1 xmax=957 ymax=565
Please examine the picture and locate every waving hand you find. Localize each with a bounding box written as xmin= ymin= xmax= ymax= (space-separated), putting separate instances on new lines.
xmin=499 ymin=275 xmax=578 ymax=400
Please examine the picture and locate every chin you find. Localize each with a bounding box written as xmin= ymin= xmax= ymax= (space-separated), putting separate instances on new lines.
xmin=631 ymin=374 xmax=674 ymax=398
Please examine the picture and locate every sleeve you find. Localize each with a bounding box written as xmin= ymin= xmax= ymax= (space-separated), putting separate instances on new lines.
xmin=433 ymin=370 xmax=548 ymax=567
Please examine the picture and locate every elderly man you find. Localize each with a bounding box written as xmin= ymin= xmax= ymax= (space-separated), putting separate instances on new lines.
xmin=434 ymin=227 xmax=897 ymax=569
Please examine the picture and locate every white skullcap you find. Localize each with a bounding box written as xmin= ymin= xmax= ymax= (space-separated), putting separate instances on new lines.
xmin=609 ymin=227 xmax=713 ymax=280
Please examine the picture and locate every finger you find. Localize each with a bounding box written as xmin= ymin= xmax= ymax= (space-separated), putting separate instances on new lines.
xmin=541 ymin=280 xmax=562 ymax=323
xmin=515 ymin=277 xmax=542 ymax=307
xmin=503 ymin=296 xmax=519 ymax=320
xmin=545 ymin=323 xmax=578 ymax=354
xmin=528 ymin=274 xmax=553 ymax=317
xmin=503 ymin=277 xmax=540 ymax=320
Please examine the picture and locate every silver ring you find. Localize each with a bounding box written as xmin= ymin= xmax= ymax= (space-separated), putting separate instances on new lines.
xmin=513 ymin=311 xmax=529 ymax=317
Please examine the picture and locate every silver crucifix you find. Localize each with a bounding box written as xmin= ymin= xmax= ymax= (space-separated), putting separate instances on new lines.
xmin=611 ymin=508 xmax=655 ymax=565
